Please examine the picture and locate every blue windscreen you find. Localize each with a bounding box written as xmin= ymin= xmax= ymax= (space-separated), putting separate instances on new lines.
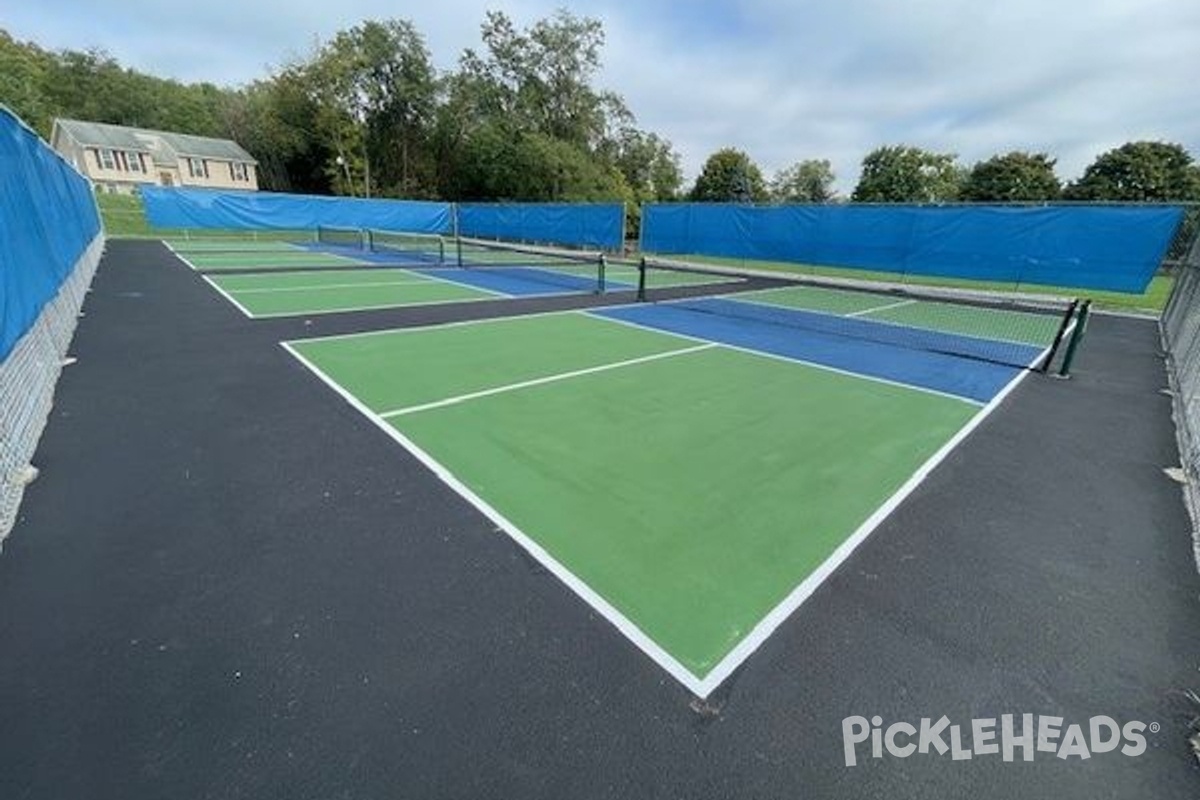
xmin=457 ymin=203 xmax=624 ymax=249
xmin=142 ymin=187 xmax=451 ymax=234
xmin=0 ymin=108 xmax=102 ymax=358
xmin=641 ymin=204 xmax=1184 ymax=293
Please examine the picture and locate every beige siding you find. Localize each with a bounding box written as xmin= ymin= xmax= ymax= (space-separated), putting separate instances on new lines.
xmin=51 ymin=121 xmax=259 ymax=192
xmin=176 ymin=157 xmax=259 ymax=190
xmin=80 ymin=147 xmax=156 ymax=190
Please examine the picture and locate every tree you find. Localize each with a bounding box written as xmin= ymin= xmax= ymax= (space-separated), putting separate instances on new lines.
xmin=611 ymin=128 xmax=682 ymax=202
xmin=217 ymin=76 xmax=329 ymax=193
xmin=1065 ymin=141 xmax=1200 ymax=201
xmin=852 ymin=145 xmax=961 ymax=202
xmin=771 ymin=159 xmax=836 ymax=203
xmin=460 ymin=10 xmax=613 ymax=148
xmin=301 ymin=19 xmax=437 ymax=197
xmin=960 ymin=151 xmax=1061 ymax=201
xmin=0 ymin=31 xmax=53 ymax=134
xmin=0 ymin=13 xmax=683 ymax=204
xmin=690 ymin=148 xmax=767 ymax=202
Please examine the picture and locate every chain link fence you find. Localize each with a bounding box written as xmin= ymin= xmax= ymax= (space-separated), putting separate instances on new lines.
xmin=0 ymin=237 xmax=104 ymax=544
xmin=1160 ymin=206 xmax=1200 ymax=564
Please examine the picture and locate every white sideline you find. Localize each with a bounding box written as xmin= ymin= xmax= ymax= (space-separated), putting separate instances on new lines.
xmin=281 ymin=340 xmax=718 ymax=697
xmin=282 ymin=310 xmax=1054 ymax=698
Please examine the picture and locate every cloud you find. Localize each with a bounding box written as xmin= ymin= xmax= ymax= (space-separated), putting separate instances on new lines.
xmin=5 ymin=0 xmax=1198 ymax=194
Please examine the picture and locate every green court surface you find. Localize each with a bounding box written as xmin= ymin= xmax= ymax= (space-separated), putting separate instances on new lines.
xmin=167 ymin=239 xmax=309 ymax=253
xmin=182 ymin=250 xmax=367 ymax=270
xmin=741 ymin=285 xmax=1063 ymax=346
xmin=210 ymin=269 xmax=497 ymax=317
xmin=605 ymin=261 xmax=734 ymax=290
xmin=289 ymin=312 xmax=981 ymax=685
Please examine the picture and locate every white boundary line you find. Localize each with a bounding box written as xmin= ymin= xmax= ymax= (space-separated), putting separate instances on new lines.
xmin=285 ymin=309 xmax=578 ymax=344
xmin=236 ymin=294 xmax=506 ymax=320
xmin=847 ymin=299 xmax=916 ymax=317
xmin=379 ymin=344 xmax=716 ymax=418
xmin=242 ymin=284 xmax=611 ymax=320
xmin=179 ymin=250 xmax=456 ymax=320
xmin=405 ymin=268 xmax=509 ymax=298
xmin=197 ymin=271 xmax=257 ymax=318
xmin=190 ymin=252 xmax=368 ymax=269
xmin=164 ymin=242 xmax=307 ymax=254
xmin=279 ymin=311 xmax=1053 ymax=696
xmin=592 ymin=311 xmax=985 ymax=407
xmin=231 ymin=278 xmax=437 ymax=294
xmin=686 ymin=292 xmax=1060 ymax=352
xmin=281 ymin=340 xmax=716 ymax=697
xmin=690 ymin=357 xmax=1041 ymax=696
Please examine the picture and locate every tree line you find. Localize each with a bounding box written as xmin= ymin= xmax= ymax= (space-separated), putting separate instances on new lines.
xmin=0 ymin=12 xmax=682 ymax=208
xmin=3 ymin=15 xmax=1199 ymax=207
xmin=693 ymin=143 xmax=1200 ymax=204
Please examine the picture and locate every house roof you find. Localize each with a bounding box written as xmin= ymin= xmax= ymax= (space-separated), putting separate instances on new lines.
xmin=54 ymin=118 xmax=257 ymax=166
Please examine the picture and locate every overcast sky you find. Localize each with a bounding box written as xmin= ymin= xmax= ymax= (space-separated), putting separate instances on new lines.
xmin=5 ymin=0 xmax=1198 ymax=193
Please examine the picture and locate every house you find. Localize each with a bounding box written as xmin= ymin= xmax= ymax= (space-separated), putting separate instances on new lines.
xmin=50 ymin=118 xmax=259 ymax=193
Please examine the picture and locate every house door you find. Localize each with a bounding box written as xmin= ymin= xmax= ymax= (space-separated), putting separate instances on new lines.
xmin=160 ymin=173 xmax=174 ymax=186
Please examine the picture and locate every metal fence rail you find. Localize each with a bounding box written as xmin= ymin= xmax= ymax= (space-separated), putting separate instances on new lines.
xmin=1161 ymin=215 xmax=1200 ymax=565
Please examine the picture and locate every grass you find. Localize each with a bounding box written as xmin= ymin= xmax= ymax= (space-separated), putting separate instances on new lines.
xmin=96 ymin=191 xmax=311 ymax=243
xmin=662 ymin=253 xmax=1172 ymax=315
xmin=95 ymin=192 xmax=154 ymax=236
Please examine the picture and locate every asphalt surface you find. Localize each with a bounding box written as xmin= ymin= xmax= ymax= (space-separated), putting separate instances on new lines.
xmin=1 ymin=239 xmax=1197 ymax=799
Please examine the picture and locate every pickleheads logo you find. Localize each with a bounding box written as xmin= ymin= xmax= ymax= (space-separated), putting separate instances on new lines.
xmin=842 ymin=714 xmax=1157 ymax=767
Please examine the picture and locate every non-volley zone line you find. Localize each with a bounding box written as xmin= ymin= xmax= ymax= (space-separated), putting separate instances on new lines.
xmin=173 ymin=249 xmax=370 ymax=271
xmin=204 ymin=268 xmax=500 ymax=318
xmin=379 ymin=343 xmax=717 ymax=418
xmin=227 ymin=278 xmax=438 ymax=294
xmin=284 ymin=310 xmax=1007 ymax=697
xmin=594 ymin=298 xmax=1040 ymax=404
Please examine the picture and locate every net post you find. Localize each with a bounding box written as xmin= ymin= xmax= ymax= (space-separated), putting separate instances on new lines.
xmin=1040 ymin=298 xmax=1079 ymax=373
xmin=637 ymin=256 xmax=648 ymax=302
xmin=1058 ymin=300 xmax=1091 ymax=377
xmin=436 ymin=236 xmax=445 ymax=266
xmin=597 ymin=253 xmax=607 ymax=294
xmin=455 ymin=235 xmax=465 ymax=268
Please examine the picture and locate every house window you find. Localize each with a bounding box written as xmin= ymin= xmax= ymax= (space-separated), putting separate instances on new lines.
xmin=230 ymin=162 xmax=249 ymax=182
xmin=97 ymin=149 xmax=116 ymax=170
xmin=126 ymin=152 xmax=143 ymax=173
xmin=187 ymin=157 xmax=208 ymax=179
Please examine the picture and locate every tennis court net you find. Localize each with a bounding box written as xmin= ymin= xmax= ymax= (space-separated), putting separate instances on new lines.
xmin=316 ymin=225 xmax=366 ymax=250
xmin=455 ymin=237 xmax=606 ymax=294
xmin=367 ymin=229 xmax=446 ymax=265
xmin=636 ymin=257 xmax=1080 ymax=371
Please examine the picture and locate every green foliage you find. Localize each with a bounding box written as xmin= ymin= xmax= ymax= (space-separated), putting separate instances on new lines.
xmin=771 ymin=159 xmax=836 ymax=203
xmin=0 ymin=31 xmax=53 ymax=133
xmin=1064 ymin=141 xmax=1200 ymax=201
xmin=960 ymin=152 xmax=1061 ymax=201
xmin=609 ymin=128 xmax=681 ymax=202
xmin=0 ymin=13 xmax=677 ymax=206
xmin=690 ymin=148 xmax=768 ymax=202
xmin=852 ymin=145 xmax=961 ymax=203
xmin=298 ymin=19 xmax=437 ymax=197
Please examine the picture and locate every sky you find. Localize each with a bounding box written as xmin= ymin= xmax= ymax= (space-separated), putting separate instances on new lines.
xmin=5 ymin=0 xmax=1199 ymax=193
